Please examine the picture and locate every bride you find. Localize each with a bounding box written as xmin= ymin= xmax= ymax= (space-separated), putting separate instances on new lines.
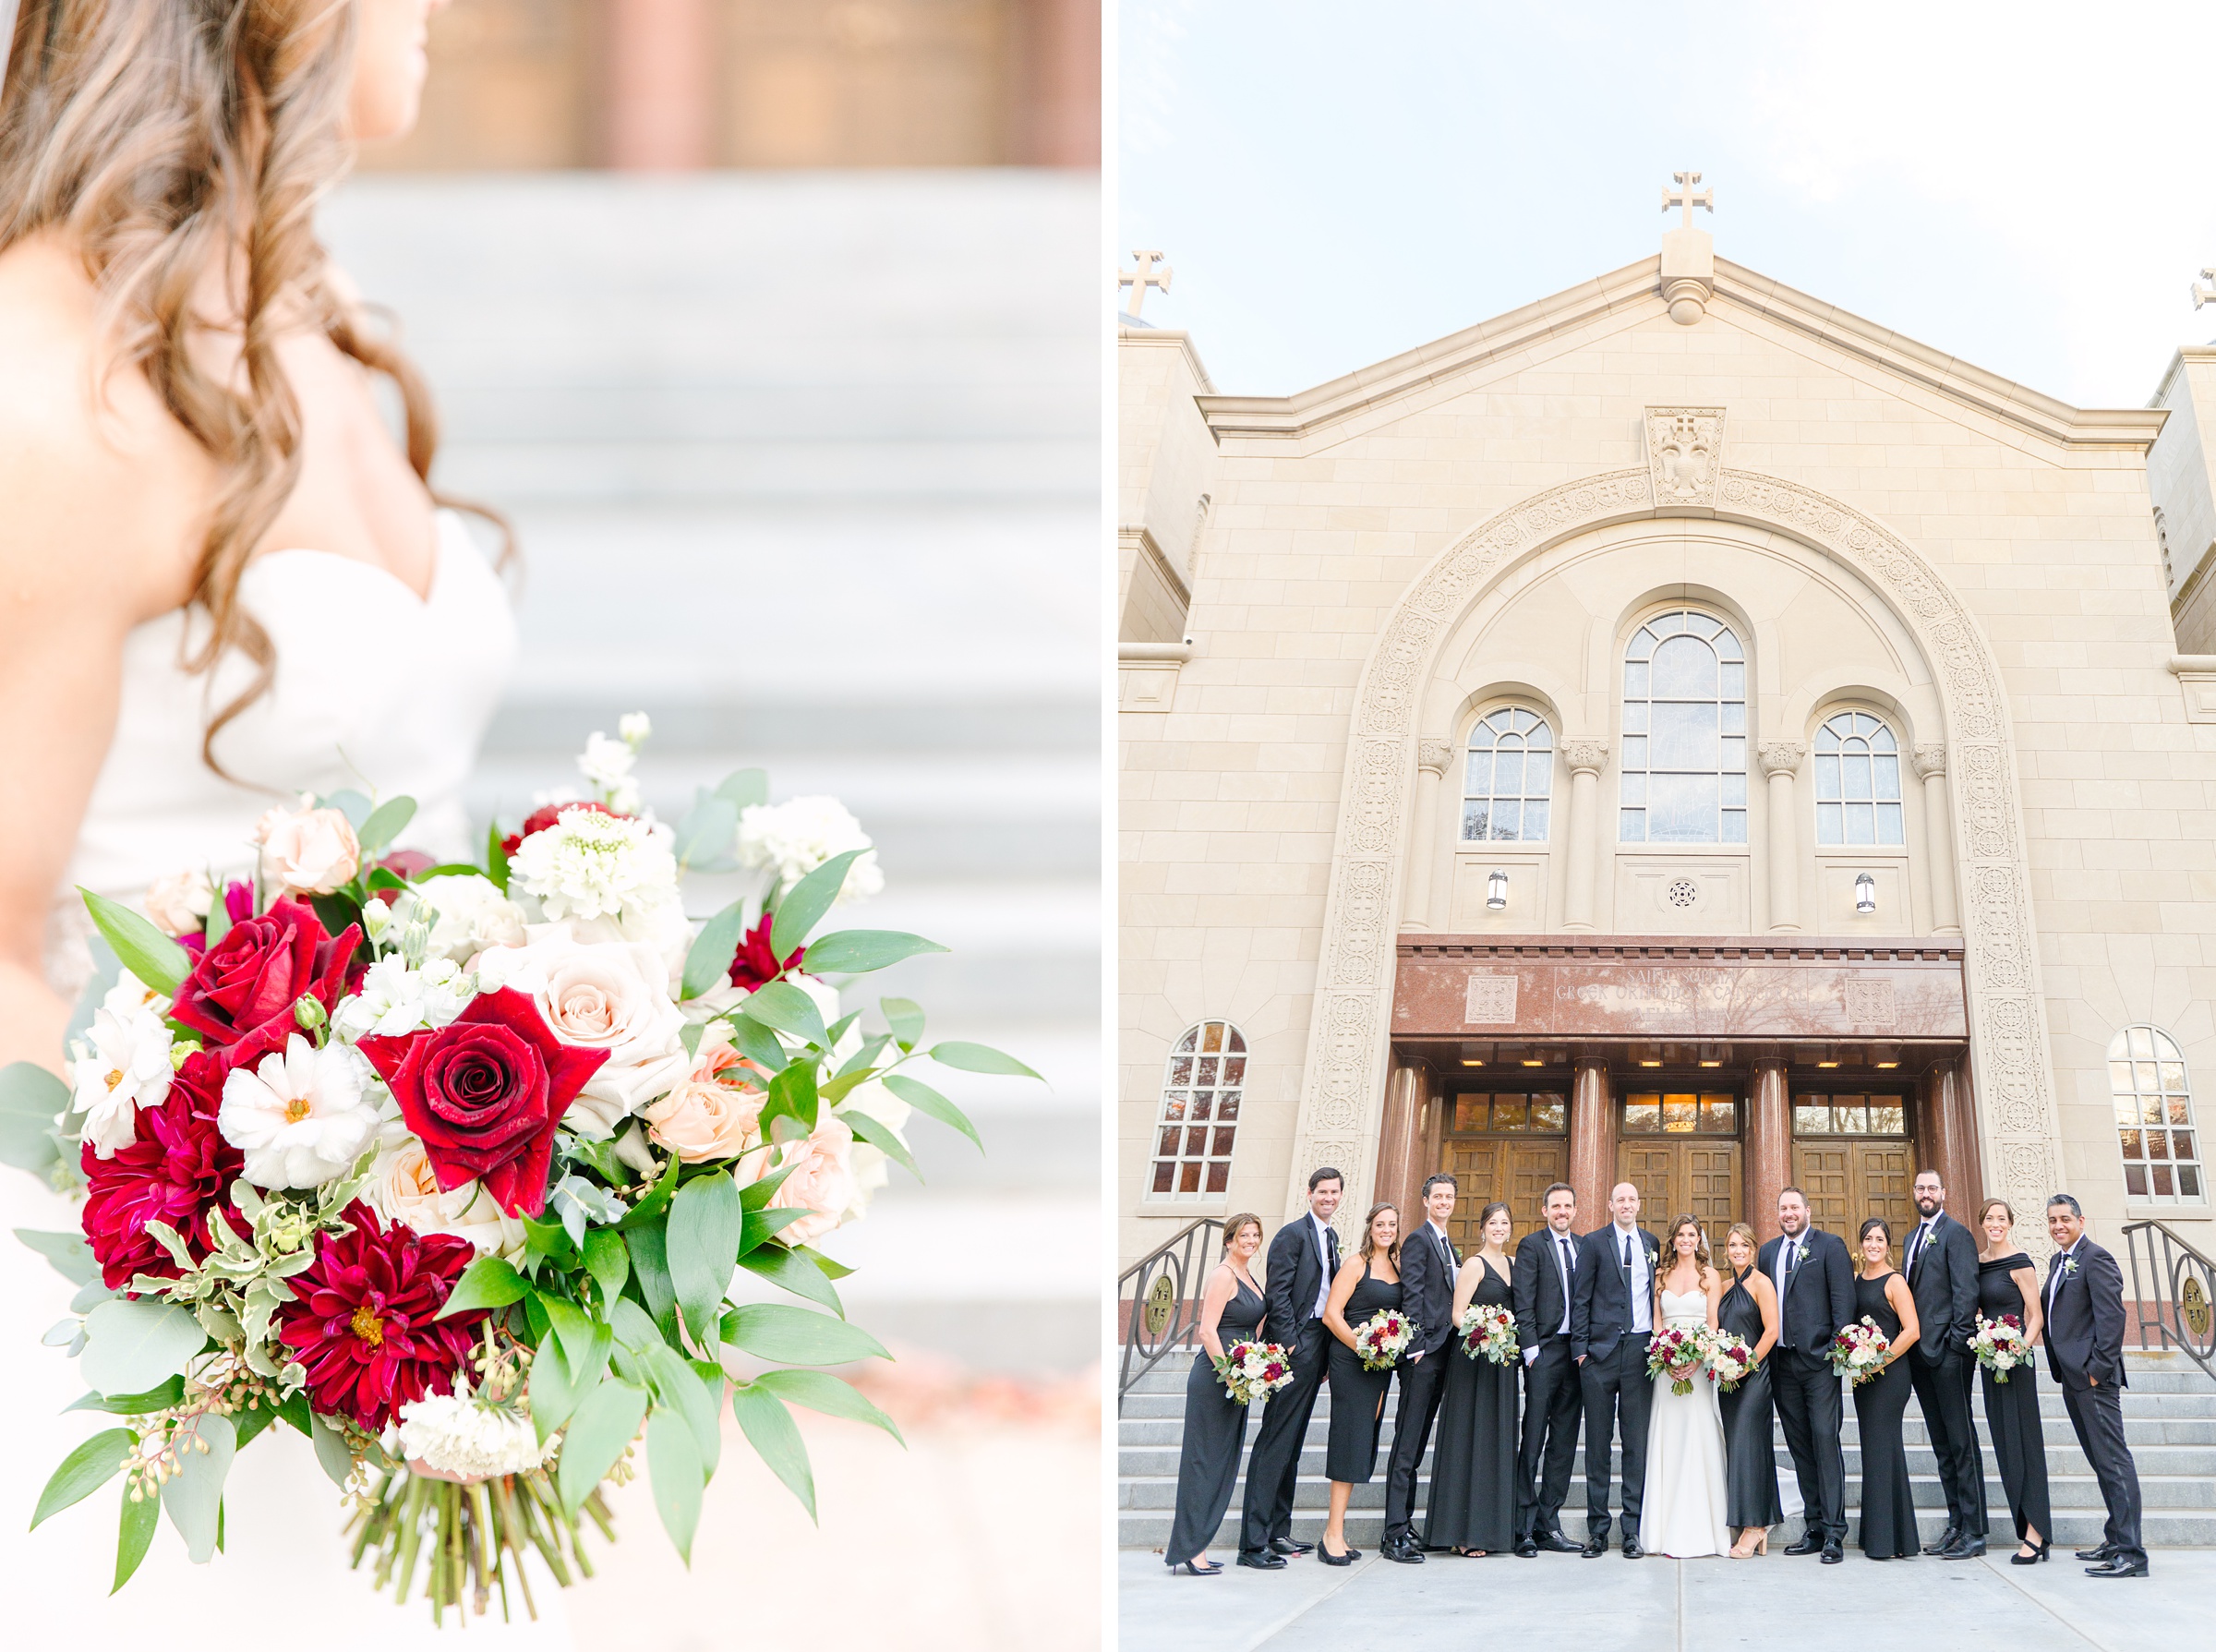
xmin=1638 ymin=1214 xmax=1732 ymax=1559
xmin=0 ymin=2 xmax=561 ymax=1642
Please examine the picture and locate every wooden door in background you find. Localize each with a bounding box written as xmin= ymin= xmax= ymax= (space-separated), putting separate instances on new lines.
xmin=1441 ymin=1139 xmax=1569 ymax=1256
xmin=1793 ymin=1141 xmax=1913 ymax=1265
xmin=1618 ymin=1141 xmax=1741 ymax=1237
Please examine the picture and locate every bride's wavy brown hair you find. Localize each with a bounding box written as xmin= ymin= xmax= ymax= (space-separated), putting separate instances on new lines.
xmin=0 ymin=0 xmax=508 ymax=774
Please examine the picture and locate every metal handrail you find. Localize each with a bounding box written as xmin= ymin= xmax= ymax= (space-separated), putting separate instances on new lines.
xmin=2120 ymin=1217 xmax=2216 ymax=1380
xmin=1116 ymin=1217 xmax=1225 ymax=1412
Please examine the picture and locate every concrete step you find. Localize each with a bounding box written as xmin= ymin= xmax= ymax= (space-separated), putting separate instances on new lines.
xmin=1120 ymin=1409 xmax=2216 ymax=1447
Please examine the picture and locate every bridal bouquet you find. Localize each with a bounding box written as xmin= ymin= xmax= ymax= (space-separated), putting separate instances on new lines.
xmin=1456 ymin=1300 xmax=1517 ymax=1366
xmin=1706 ymin=1329 xmax=1757 ymax=1393
xmin=2 ymin=718 xmax=1035 ymax=1622
xmin=1970 ymin=1312 xmax=2032 ymax=1384
xmin=1353 ymin=1308 xmax=1415 ymax=1371
xmin=1213 ymin=1339 xmax=1295 ymax=1405
xmin=1644 ymin=1324 xmax=1710 ymax=1395
xmin=1829 ymin=1317 xmax=1893 ymax=1385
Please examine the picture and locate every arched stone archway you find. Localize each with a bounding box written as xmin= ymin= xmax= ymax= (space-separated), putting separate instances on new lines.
xmin=1290 ymin=464 xmax=2060 ymax=1250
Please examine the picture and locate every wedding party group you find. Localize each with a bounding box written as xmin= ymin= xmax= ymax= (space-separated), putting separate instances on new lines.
xmin=1163 ymin=1166 xmax=2152 ymax=1581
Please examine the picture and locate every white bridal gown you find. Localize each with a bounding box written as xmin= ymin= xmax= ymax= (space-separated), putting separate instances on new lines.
xmin=1639 ymin=1286 xmax=1732 ymax=1558
xmin=0 ymin=512 xmax=572 ymax=1647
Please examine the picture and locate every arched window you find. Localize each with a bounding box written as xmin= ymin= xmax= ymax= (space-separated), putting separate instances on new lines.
xmin=2110 ymin=1026 xmax=2203 ymax=1201
xmin=1813 ymin=711 xmax=1905 ymax=845
xmin=1620 ymin=609 xmax=1747 ymax=844
xmin=1148 ymin=1021 xmax=1246 ymax=1200
xmin=1463 ymin=707 xmax=1553 ymax=841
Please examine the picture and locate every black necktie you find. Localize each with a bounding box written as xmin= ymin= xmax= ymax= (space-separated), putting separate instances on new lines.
xmin=1622 ymin=1234 xmax=1636 ymax=1330
xmin=1910 ymin=1222 xmax=1930 ymax=1274
xmin=1439 ymin=1229 xmax=1454 ymax=1274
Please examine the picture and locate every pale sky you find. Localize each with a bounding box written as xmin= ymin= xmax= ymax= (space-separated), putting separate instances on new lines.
xmin=1118 ymin=1 xmax=2216 ymax=407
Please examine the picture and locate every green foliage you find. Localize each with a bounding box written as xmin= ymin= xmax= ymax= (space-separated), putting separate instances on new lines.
xmin=881 ymin=1073 xmax=983 ymax=1153
xmin=798 ymin=931 xmax=948 ymax=975
xmin=556 ymin=1379 xmax=647 ymax=1514
xmin=841 ymin=1106 xmax=921 ymax=1182
xmin=752 ymin=1369 xmax=905 ymax=1447
xmin=79 ymin=1299 xmax=208 ymax=1398
xmin=486 ymin=822 xmax=512 ymax=893
xmin=719 ymin=1304 xmax=889 ymax=1367
xmin=529 ymin=1314 xmax=612 ymax=1444
xmin=879 ymin=996 xmax=925 ymax=1051
xmin=645 ymin=1409 xmax=704 ymax=1564
xmin=114 ymin=1480 xmax=158 ymax=1594
xmin=743 ymin=980 xmax=826 ymax=1048
xmin=769 ymin=849 xmax=864 ymax=959
xmin=673 ymin=796 xmax=739 ymax=872
xmin=583 ymin=1227 xmax=630 ymax=1304
xmin=759 ymin=1061 xmax=819 ymax=1137
xmin=78 ymin=888 xmax=191 ymax=995
xmin=31 ymin=1429 xmax=135 ymax=1528
xmin=637 ymin=1344 xmax=722 ymax=1474
xmin=159 ymin=1411 xmax=235 ymax=1563
xmin=0 ymin=1066 xmax=69 ymax=1172
xmin=927 ymin=1041 xmax=1043 ymax=1080
xmin=66 ymin=1375 xmax=184 ymax=1416
xmin=437 ymin=1255 xmax=527 ymax=1319
xmin=623 ymin=1220 xmax=678 ymax=1334
xmin=738 ymin=1243 xmax=843 ymax=1314
xmin=617 ymin=1150 xmax=681 ymax=1230
xmin=716 ymin=767 xmax=769 ymax=812
xmin=355 ymin=796 xmax=417 ymax=858
xmin=666 ymin=1171 xmax=742 ymax=1348
xmin=729 ymin=1382 xmax=814 ymax=1521
xmin=15 ymin=1225 xmax=98 ymax=1285
xmin=680 ymin=898 xmax=749 ymax=1001
xmin=720 ymin=1012 xmax=789 ymax=1073
xmin=738 ymin=1206 xmax=806 ymax=1256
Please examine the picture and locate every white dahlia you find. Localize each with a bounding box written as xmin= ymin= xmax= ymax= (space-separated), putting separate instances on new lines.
xmin=218 ymin=1034 xmax=379 ymax=1189
xmin=69 ymin=1003 xmax=175 ymax=1159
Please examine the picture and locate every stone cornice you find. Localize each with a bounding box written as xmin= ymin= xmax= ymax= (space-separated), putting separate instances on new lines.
xmin=1116 ymin=326 xmax=1218 ymax=395
xmin=1396 ymin=935 xmax=1965 ymax=964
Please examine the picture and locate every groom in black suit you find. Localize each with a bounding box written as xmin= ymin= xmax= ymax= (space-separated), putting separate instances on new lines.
xmin=1511 ymin=1182 xmax=1584 ymax=1556
xmin=1903 ymin=1168 xmax=1988 ymax=1558
xmin=1380 ymin=1174 xmax=1459 ymax=1562
xmin=1570 ymin=1181 xmax=1661 ymax=1557
xmin=1237 ymin=1166 xmax=1343 ymax=1568
xmin=1757 ymin=1187 xmax=1856 ymax=1563
xmin=2043 ymin=1194 xmax=2148 ymax=1577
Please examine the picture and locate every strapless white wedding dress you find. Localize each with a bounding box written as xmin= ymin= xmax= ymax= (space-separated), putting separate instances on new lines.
xmin=4 ymin=512 xmax=572 ymax=1646
xmin=1639 ymin=1287 xmax=1732 ymax=1558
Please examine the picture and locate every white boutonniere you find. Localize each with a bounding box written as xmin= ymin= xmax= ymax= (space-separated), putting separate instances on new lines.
xmin=2062 ymin=1256 xmax=2079 ymax=1279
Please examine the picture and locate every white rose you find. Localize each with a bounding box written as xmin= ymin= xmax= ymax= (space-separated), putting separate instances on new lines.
xmin=508 ymin=807 xmax=677 ymax=923
xmin=256 ymin=804 xmax=362 ymax=896
xmin=835 ymin=1076 xmax=913 ymax=1223
xmin=364 ymin=1118 xmax=525 ymax=1258
xmin=734 ymin=796 xmax=883 ymax=902
xmin=472 ymin=927 xmax=686 ymax=1136
xmin=552 ymin=885 xmax=692 ymax=989
xmin=69 ymin=1005 xmax=175 ymax=1158
xmin=143 ymin=869 xmax=215 ymax=936
xmin=218 ymin=1034 xmax=379 ymax=1188
xmin=397 ymin=874 xmax=528 ymax=964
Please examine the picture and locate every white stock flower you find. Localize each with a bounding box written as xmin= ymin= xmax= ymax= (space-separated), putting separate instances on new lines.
xmin=509 ymin=807 xmax=676 ymax=923
xmin=219 ymin=1034 xmax=379 ymax=1189
xmin=331 ymin=956 xmax=474 ymax=1042
xmin=396 ymin=874 xmax=528 ymax=964
xmin=364 ymin=1118 xmax=525 ymax=1258
xmin=398 ymin=1386 xmax=550 ymax=1478
xmin=619 ymin=711 xmax=652 ymax=746
xmin=577 ymin=731 xmax=642 ymax=814
xmin=473 ymin=927 xmax=686 ymax=1136
xmin=734 ymin=796 xmax=884 ymax=903
xmin=143 ymin=868 xmax=215 ymax=936
xmin=69 ymin=1004 xmax=175 ymax=1159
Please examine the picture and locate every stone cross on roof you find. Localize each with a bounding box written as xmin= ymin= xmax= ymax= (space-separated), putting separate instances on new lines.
xmin=2193 ymin=266 xmax=2216 ymax=310
xmin=1662 ymin=171 xmax=1714 ymax=229
xmin=1119 ymin=249 xmax=1172 ymax=320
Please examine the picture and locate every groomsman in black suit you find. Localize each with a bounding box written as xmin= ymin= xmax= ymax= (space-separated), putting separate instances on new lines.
xmin=1237 ymin=1167 xmax=1343 ymax=1569
xmin=1570 ymin=1182 xmax=1661 ymax=1557
xmin=2043 ymin=1194 xmax=2149 ymax=1577
xmin=1757 ymin=1187 xmax=1856 ymax=1563
xmin=1511 ymin=1182 xmax=1585 ymax=1556
xmin=1380 ymin=1174 xmax=1459 ymax=1562
xmin=1903 ymin=1168 xmax=1988 ymax=1558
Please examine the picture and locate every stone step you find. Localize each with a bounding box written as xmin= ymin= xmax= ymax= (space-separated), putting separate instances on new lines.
xmin=1119 ymin=1409 xmax=2216 ymax=1448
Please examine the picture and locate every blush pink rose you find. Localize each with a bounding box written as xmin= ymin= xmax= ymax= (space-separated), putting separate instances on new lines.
xmin=641 ymin=1027 xmax=766 ymax=1163
xmin=768 ymin=1115 xmax=859 ymax=1247
xmin=256 ymin=805 xmax=362 ymax=896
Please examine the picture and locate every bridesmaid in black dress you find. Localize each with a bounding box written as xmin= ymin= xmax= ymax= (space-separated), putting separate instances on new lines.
xmin=1319 ymin=1201 xmax=1404 ymax=1564
xmin=1850 ymin=1217 xmax=1923 ymax=1561
xmin=1975 ymin=1198 xmax=2053 ymax=1563
xmin=1425 ymin=1201 xmax=1521 ymax=1556
xmin=1714 ymin=1222 xmax=1784 ymax=1556
xmin=1164 ymin=1212 xmax=1270 ymax=1574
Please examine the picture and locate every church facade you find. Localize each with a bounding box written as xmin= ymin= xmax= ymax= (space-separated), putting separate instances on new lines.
xmin=1118 ymin=196 xmax=2216 ymax=1284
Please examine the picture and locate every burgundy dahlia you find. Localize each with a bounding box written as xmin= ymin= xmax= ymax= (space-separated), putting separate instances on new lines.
xmin=79 ymin=1049 xmax=243 ymax=1290
xmin=727 ymin=910 xmax=805 ymax=993
xmin=171 ymin=896 xmax=360 ymax=1067
xmin=275 ymin=1202 xmax=485 ymax=1432
xmin=500 ymin=799 xmax=623 ymax=858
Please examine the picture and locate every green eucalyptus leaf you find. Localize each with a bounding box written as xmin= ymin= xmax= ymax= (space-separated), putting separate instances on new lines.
xmin=324 ymin=790 xmax=374 ymax=828
xmin=729 ymin=1382 xmax=814 ymax=1521
xmin=80 ymin=1299 xmax=207 ymax=1398
xmin=667 ymin=1171 xmax=742 ymax=1347
xmin=769 ymin=850 xmax=863 ymax=960
xmin=926 ymin=1041 xmax=1042 ymax=1080
xmin=680 ymin=898 xmax=749 ymax=1002
xmin=759 ymin=1061 xmax=819 ymax=1137
xmin=645 ymin=1408 xmax=704 ymax=1564
xmin=880 ymin=1074 xmax=983 ymax=1153
xmin=556 ymin=1378 xmax=647 ymax=1514
xmin=719 ymin=1304 xmax=888 ymax=1367
xmin=15 ymin=1226 xmax=100 ymax=1285
xmin=66 ymin=1375 xmax=185 ymax=1416
xmin=31 ymin=1429 xmax=135 ymax=1528
xmin=753 ymin=1368 xmax=905 ymax=1447
xmin=716 ymin=767 xmax=769 ymax=812
xmin=355 ymin=796 xmax=417 ymax=857
xmin=0 ymin=1065 xmax=70 ymax=1172
xmin=78 ymin=890 xmax=191 ymax=996
xmin=159 ymin=1412 xmax=235 ymax=1563
xmin=310 ymin=1415 xmax=354 ymax=1488
xmin=114 ymin=1478 xmax=159 ymax=1593
xmin=797 ymin=930 xmax=947 ymax=975
xmin=674 ymin=796 xmax=740 ymax=871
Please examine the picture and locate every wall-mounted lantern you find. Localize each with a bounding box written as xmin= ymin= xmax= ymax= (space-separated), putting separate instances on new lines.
xmin=1487 ymin=869 xmax=1510 ymax=910
xmin=1854 ymin=872 xmax=1877 ymax=915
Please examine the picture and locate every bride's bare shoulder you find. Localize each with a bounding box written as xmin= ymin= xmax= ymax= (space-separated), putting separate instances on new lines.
xmin=0 ymin=234 xmax=210 ymax=618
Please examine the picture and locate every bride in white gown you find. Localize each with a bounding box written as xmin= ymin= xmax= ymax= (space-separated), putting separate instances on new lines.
xmin=0 ymin=2 xmax=563 ymax=1643
xmin=1638 ymin=1215 xmax=1733 ymax=1559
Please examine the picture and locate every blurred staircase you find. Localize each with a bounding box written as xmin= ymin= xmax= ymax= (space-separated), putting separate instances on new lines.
xmin=1118 ymin=1348 xmax=2216 ymax=1549
xmin=319 ymin=172 xmax=1100 ymax=1372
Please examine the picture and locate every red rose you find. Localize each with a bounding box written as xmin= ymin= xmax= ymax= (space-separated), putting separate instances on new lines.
xmin=171 ymin=896 xmax=360 ymax=1067
xmin=79 ymin=1050 xmax=242 ymax=1290
xmin=500 ymin=799 xmax=623 ymax=858
xmin=275 ymin=1201 xmax=483 ymax=1432
xmin=357 ymin=987 xmax=606 ymax=1217
xmin=727 ymin=910 xmax=805 ymax=992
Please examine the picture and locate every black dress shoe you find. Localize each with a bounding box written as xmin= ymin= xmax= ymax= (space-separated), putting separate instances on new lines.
xmin=1621 ymin=1538 xmax=1644 ymax=1560
xmin=1941 ymin=1535 xmax=1986 ymax=1560
xmin=1783 ymin=1532 xmax=1824 ymax=1556
xmin=1922 ymin=1526 xmax=1959 ymax=1556
xmin=1380 ymin=1537 xmax=1424 ymax=1564
xmin=2075 ymin=1542 xmax=2116 ymax=1562
xmin=1317 ymin=1541 xmax=1359 ymax=1567
xmin=1270 ymin=1537 xmax=1313 ymax=1557
xmin=1236 ymin=1550 xmax=1285 ymax=1571
xmin=1821 ymin=1540 xmax=1844 ymax=1564
xmin=1514 ymin=1538 xmax=1539 ymax=1558
xmin=1536 ymin=1530 xmax=1582 ymax=1553
xmin=1581 ymin=1537 xmax=1608 ymax=1558
xmin=2085 ymin=1557 xmax=2149 ymax=1578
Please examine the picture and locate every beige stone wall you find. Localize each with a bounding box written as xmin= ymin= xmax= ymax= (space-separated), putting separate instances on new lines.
xmin=1120 ymin=254 xmax=2216 ymax=1271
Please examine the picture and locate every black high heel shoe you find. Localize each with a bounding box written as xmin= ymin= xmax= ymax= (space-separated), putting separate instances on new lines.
xmin=1166 ymin=1558 xmax=1223 ymax=1575
xmin=2010 ymin=1541 xmax=2050 ymax=1566
xmin=1318 ymin=1540 xmax=1359 ymax=1566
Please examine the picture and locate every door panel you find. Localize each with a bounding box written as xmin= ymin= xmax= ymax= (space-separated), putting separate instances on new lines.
xmin=1617 ymin=1141 xmax=1741 ymax=1236
xmin=1441 ymin=1139 xmax=1567 ymax=1254
xmin=1792 ymin=1141 xmax=1912 ymax=1265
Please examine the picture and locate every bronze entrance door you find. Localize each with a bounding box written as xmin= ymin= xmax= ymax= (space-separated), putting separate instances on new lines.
xmin=1790 ymin=1091 xmax=1914 ymax=1265
xmin=1437 ymin=1089 xmax=1569 ymax=1255
xmin=1616 ymin=1091 xmax=1741 ymax=1236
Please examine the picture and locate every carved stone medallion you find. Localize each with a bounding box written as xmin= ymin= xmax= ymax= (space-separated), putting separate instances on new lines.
xmin=1644 ymin=407 xmax=1726 ymax=508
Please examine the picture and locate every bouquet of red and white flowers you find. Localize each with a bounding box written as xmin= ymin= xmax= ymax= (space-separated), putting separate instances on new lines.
xmin=1644 ymin=1324 xmax=1711 ymax=1395
xmin=1213 ymin=1339 xmax=1295 ymax=1405
xmin=1707 ymin=1328 xmax=1757 ymax=1393
xmin=1970 ymin=1312 xmax=2033 ymax=1384
xmin=2 ymin=718 xmax=1035 ymax=1621
xmin=1829 ymin=1317 xmax=1893 ymax=1386
xmin=1456 ymin=1300 xmax=1518 ymax=1366
xmin=1353 ymin=1308 xmax=1415 ymax=1370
